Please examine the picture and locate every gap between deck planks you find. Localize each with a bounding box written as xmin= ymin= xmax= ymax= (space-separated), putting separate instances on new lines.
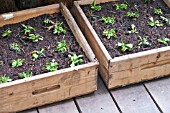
xmin=74 ymin=76 xmax=120 ymax=113
xmin=110 ymin=84 xmax=161 ymax=113
xmin=18 ymin=76 xmax=170 ymax=113
xmin=144 ymin=76 xmax=170 ymax=113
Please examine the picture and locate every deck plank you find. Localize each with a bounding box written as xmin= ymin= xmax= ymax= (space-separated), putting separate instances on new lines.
xmin=38 ymin=99 xmax=79 ymax=113
xmin=110 ymin=84 xmax=160 ymax=113
xmin=75 ymin=77 xmax=120 ymax=113
xmin=145 ymin=76 xmax=170 ymax=113
xmin=19 ymin=109 xmax=38 ymax=113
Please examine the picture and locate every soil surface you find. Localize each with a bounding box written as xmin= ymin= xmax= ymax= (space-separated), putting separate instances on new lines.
xmin=0 ymin=13 xmax=89 ymax=81
xmin=82 ymin=0 xmax=170 ymax=58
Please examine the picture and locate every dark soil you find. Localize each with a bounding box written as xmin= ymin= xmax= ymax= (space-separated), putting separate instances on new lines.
xmin=81 ymin=0 xmax=170 ymax=58
xmin=0 ymin=13 xmax=89 ymax=81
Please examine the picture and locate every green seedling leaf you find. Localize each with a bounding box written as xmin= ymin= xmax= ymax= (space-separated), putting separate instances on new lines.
xmin=114 ymin=3 xmax=127 ymax=10
xmin=0 ymin=74 xmax=12 ymax=84
xmin=11 ymin=59 xmax=25 ymax=68
xmin=19 ymin=69 xmax=32 ymax=79
xmin=158 ymin=37 xmax=170 ymax=46
xmin=91 ymin=0 xmax=102 ymax=11
xmin=68 ymin=54 xmax=83 ymax=67
xmin=10 ymin=43 xmax=20 ymax=52
xmin=148 ymin=17 xmax=163 ymax=27
xmin=45 ymin=59 xmax=58 ymax=72
xmin=101 ymin=17 xmax=115 ymax=24
xmin=1 ymin=30 xmax=12 ymax=37
xmin=103 ymin=29 xmax=117 ymax=39
xmin=53 ymin=22 xmax=66 ymax=35
xmin=117 ymin=40 xmax=133 ymax=52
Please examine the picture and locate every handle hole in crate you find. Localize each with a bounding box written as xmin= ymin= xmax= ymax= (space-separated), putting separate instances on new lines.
xmin=32 ymin=84 xmax=60 ymax=95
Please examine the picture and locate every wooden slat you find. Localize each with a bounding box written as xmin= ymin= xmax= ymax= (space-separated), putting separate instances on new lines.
xmin=0 ymin=62 xmax=98 ymax=112
xmin=108 ymin=47 xmax=170 ymax=88
xmin=163 ymin=0 xmax=170 ymax=7
xmin=60 ymin=3 xmax=96 ymax=62
xmin=0 ymin=3 xmax=98 ymax=112
xmin=145 ymin=77 xmax=170 ymax=112
xmin=19 ymin=109 xmax=38 ymax=113
xmin=38 ymin=99 xmax=79 ymax=113
xmin=111 ymin=84 xmax=160 ymax=113
xmin=0 ymin=4 xmax=60 ymax=27
xmin=71 ymin=1 xmax=112 ymax=86
xmin=72 ymin=0 xmax=170 ymax=89
xmin=75 ymin=77 xmax=120 ymax=113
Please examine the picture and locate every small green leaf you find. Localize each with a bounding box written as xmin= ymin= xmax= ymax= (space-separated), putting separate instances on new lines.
xmin=91 ymin=0 xmax=102 ymax=11
xmin=1 ymin=30 xmax=12 ymax=37
xmin=11 ymin=59 xmax=25 ymax=68
xmin=0 ymin=74 xmax=12 ymax=84
xmin=102 ymin=29 xmax=117 ymax=39
xmin=68 ymin=54 xmax=84 ymax=67
xmin=114 ymin=3 xmax=127 ymax=10
xmin=117 ymin=40 xmax=133 ymax=52
xmin=19 ymin=69 xmax=32 ymax=79
xmin=154 ymin=8 xmax=163 ymax=15
xmin=44 ymin=59 xmax=58 ymax=72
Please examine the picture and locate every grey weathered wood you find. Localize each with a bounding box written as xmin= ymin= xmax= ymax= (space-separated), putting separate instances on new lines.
xmin=75 ymin=77 xmax=120 ymax=113
xmin=19 ymin=109 xmax=38 ymax=113
xmin=145 ymin=77 xmax=170 ymax=113
xmin=111 ymin=84 xmax=160 ymax=113
xmin=38 ymin=99 xmax=79 ymax=113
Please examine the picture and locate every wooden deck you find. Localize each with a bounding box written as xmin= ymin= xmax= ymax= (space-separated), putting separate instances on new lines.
xmin=19 ymin=75 xmax=170 ymax=113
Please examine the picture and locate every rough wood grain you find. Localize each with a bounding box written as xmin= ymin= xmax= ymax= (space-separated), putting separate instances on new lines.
xmin=111 ymin=84 xmax=160 ymax=113
xmin=145 ymin=77 xmax=170 ymax=113
xmin=72 ymin=0 xmax=170 ymax=89
xmin=0 ymin=4 xmax=98 ymax=112
xmin=163 ymin=0 xmax=170 ymax=7
xmin=108 ymin=47 xmax=170 ymax=88
xmin=60 ymin=3 xmax=96 ymax=62
xmin=71 ymin=1 xmax=112 ymax=86
xmin=38 ymin=99 xmax=79 ymax=113
xmin=0 ymin=4 xmax=60 ymax=27
xmin=75 ymin=77 xmax=120 ymax=113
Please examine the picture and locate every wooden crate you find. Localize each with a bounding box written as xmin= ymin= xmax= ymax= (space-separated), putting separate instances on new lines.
xmin=0 ymin=3 xmax=98 ymax=112
xmin=71 ymin=0 xmax=170 ymax=89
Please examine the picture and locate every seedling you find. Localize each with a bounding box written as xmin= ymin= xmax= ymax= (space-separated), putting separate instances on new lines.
xmin=138 ymin=35 xmax=151 ymax=48
xmin=91 ymin=0 xmax=102 ymax=11
xmin=10 ymin=43 xmax=20 ymax=52
xmin=148 ymin=17 xmax=163 ymax=27
xmin=27 ymin=34 xmax=43 ymax=42
xmin=43 ymin=19 xmax=52 ymax=24
xmin=22 ymin=24 xmax=35 ymax=35
xmin=19 ymin=69 xmax=32 ymax=78
xmin=154 ymin=8 xmax=163 ymax=15
xmin=101 ymin=17 xmax=115 ymax=24
xmin=11 ymin=59 xmax=25 ymax=68
xmin=126 ymin=24 xmax=138 ymax=34
xmin=157 ymin=37 xmax=170 ymax=46
xmin=31 ymin=48 xmax=45 ymax=61
xmin=1 ymin=30 xmax=12 ymax=37
xmin=0 ymin=75 xmax=12 ymax=84
xmin=102 ymin=29 xmax=117 ymax=39
xmin=45 ymin=59 xmax=58 ymax=72
xmin=56 ymin=40 xmax=68 ymax=53
xmin=114 ymin=3 xmax=127 ymax=10
xmin=68 ymin=54 xmax=83 ymax=67
xmin=117 ymin=40 xmax=133 ymax=52
xmin=125 ymin=12 xmax=139 ymax=18
xmin=53 ymin=22 xmax=66 ymax=35
xmin=160 ymin=16 xmax=170 ymax=25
